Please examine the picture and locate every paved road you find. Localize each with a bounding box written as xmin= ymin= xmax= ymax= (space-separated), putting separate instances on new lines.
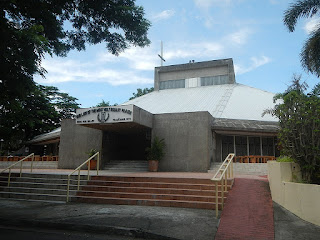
xmin=0 ymin=225 xmax=145 ymax=240
xmin=0 ymin=199 xmax=218 ymax=240
xmin=273 ymin=202 xmax=320 ymax=240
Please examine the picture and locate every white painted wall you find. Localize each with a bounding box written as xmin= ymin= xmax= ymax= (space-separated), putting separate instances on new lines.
xmin=268 ymin=161 xmax=320 ymax=226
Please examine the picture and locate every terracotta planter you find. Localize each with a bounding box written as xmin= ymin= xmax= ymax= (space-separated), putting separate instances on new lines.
xmin=148 ymin=160 xmax=159 ymax=172
xmin=87 ymin=159 xmax=97 ymax=170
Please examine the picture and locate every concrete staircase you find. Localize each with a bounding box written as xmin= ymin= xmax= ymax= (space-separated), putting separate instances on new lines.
xmin=0 ymin=173 xmax=87 ymax=203
xmin=208 ymin=162 xmax=224 ymax=173
xmin=73 ymin=176 xmax=234 ymax=210
xmin=104 ymin=160 xmax=148 ymax=172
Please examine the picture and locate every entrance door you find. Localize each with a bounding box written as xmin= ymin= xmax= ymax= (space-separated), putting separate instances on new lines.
xmin=102 ymin=128 xmax=151 ymax=162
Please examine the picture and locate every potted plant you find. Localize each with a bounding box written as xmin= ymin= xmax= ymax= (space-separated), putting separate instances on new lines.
xmin=86 ymin=149 xmax=98 ymax=170
xmin=146 ymin=137 xmax=166 ymax=172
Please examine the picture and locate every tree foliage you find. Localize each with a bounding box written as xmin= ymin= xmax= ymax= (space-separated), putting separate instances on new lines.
xmin=41 ymin=86 xmax=80 ymax=119
xmin=0 ymin=0 xmax=150 ymax=152
xmin=0 ymin=84 xmax=79 ymax=153
xmin=284 ymin=0 xmax=320 ymax=77
xmin=265 ymin=75 xmax=320 ymax=183
xmin=0 ymin=0 xmax=151 ymax=107
xmin=95 ymin=100 xmax=118 ymax=107
xmin=129 ymin=87 xmax=154 ymax=100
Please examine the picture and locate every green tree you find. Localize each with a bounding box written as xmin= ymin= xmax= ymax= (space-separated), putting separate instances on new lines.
xmin=0 ymin=84 xmax=80 ymax=152
xmin=0 ymin=0 xmax=151 ymax=105
xmin=284 ymin=0 xmax=320 ymax=77
xmin=0 ymin=0 xmax=150 ymax=151
xmin=95 ymin=100 xmax=118 ymax=107
xmin=41 ymin=86 xmax=80 ymax=120
xmin=264 ymin=75 xmax=320 ymax=183
xmin=129 ymin=87 xmax=154 ymax=100
xmin=0 ymin=84 xmax=60 ymax=152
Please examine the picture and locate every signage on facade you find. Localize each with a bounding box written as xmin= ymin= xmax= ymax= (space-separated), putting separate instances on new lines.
xmin=76 ymin=105 xmax=133 ymax=124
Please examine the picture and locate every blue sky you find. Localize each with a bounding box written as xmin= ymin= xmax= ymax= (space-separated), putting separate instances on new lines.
xmin=34 ymin=0 xmax=319 ymax=108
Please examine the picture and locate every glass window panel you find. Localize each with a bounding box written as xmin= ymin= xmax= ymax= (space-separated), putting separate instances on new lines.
xmin=249 ymin=137 xmax=261 ymax=155
xmin=262 ymin=137 xmax=274 ymax=156
xmin=222 ymin=135 xmax=234 ymax=161
xmin=159 ymin=80 xmax=185 ymax=90
xmin=201 ymin=75 xmax=229 ymax=86
xmin=235 ymin=136 xmax=247 ymax=156
xmin=220 ymin=75 xmax=229 ymax=84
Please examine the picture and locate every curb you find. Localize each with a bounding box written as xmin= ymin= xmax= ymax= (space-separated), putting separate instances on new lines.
xmin=0 ymin=217 xmax=180 ymax=240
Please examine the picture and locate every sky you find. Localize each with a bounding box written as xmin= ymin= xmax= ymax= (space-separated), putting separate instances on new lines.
xmin=34 ymin=0 xmax=320 ymax=108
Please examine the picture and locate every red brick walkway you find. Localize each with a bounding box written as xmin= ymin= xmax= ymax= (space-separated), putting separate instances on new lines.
xmin=215 ymin=176 xmax=274 ymax=240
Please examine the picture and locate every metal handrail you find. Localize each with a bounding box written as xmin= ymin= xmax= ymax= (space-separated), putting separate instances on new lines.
xmin=0 ymin=153 xmax=35 ymax=187
xmin=211 ymin=153 xmax=235 ymax=218
xmin=66 ymin=152 xmax=100 ymax=202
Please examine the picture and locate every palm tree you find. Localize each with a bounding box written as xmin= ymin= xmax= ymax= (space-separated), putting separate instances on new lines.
xmin=284 ymin=0 xmax=320 ymax=77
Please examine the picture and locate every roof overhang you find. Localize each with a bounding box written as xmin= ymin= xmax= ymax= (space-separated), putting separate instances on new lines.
xmin=212 ymin=118 xmax=279 ymax=136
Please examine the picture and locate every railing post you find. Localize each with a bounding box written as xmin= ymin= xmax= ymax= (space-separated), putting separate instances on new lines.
xmin=215 ymin=182 xmax=218 ymax=218
xmin=221 ymin=179 xmax=224 ymax=209
xmin=224 ymin=171 xmax=227 ymax=192
xmin=8 ymin=169 xmax=11 ymax=187
xmin=20 ymin=161 xmax=23 ymax=177
xmin=66 ymin=176 xmax=70 ymax=202
xmin=231 ymin=159 xmax=233 ymax=178
xmin=31 ymin=154 xmax=34 ymax=173
xmin=77 ymin=169 xmax=81 ymax=191
xmin=87 ymin=160 xmax=90 ymax=181
xmin=97 ymin=152 xmax=99 ymax=176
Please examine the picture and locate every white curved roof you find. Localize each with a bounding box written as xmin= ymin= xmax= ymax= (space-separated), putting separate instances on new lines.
xmin=123 ymin=84 xmax=277 ymax=122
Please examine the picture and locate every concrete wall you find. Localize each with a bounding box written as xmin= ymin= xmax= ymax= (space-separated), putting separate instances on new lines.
xmin=158 ymin=66 xmax=228 ymax=82
xmin=152 ymin=112 xmax=213 ymax=172
xmin=234 ymin=163 xmax=268 ymax=174
xmin=154 ymin=59 xmax=236 ymax=91
xmin=268 ymin=161 xmax=320 ymax=226
xmin=58 ymin=119 xmax=103 ymax=169
xmin=132 ymin=105 xmax=153 ymax=128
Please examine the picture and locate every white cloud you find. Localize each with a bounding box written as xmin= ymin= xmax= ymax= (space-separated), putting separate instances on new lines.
xmin=36 ymin=59 xmax=153 ymax=86
xmin=228 ymin=28 xmax=252 ymax=45
xmin=204 ymin=16 xmax=214 ymax=28
xmin=304 ymin=17 xmax=320 ymax=34
xmin=165 ymin=42 xmax=224 ymax=60
xmin=99 ymin=45 xmax=158 ymax=71
xmin=152 ymin=10 xmax=175 ymax=22
xmin=194 ymin=0 xmax=231 ymax=9
xmin=193 ymin=0 xmax=233 ymax=29
xmin=37 ymin=25 xmax=258 ymax=86
xmin=235 ymin=56 xmax=271 ymax=75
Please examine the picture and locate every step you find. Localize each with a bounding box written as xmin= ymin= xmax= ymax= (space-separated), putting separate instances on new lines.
xmin=86 ymin=180 xmax=232 ymax=191
xmin=0 ymin=186 xmax=79 ymax=195
xmin=91 ymin=176 xmax=234 ymax=185
xmin=80 ymin=185 xmax=223 ymax=196
xmin=104 ymin=160 xmax=148 ymax=172
xmin=73 ymin=175 xmax=233 ymax=210
xmin=0 ymin=173 xmax=90 ymax=180
xmin=0 ymin=181 xmax=86 ymax=190
xmin=74 ymin=195 xmax=224 ymax=210
xmin=76 ymin=190 xmax=228 ymax=202
xmin=0 ymin=173 xmax=89 ymax=203
xmin=0 ymin=176 xmax=88 ymax=185
xmin=0 ymin=191 xmax=70 ymax=202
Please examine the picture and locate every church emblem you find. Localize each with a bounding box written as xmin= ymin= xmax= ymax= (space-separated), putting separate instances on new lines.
xmin=97 ymin=112 xmax=110 ymax=123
